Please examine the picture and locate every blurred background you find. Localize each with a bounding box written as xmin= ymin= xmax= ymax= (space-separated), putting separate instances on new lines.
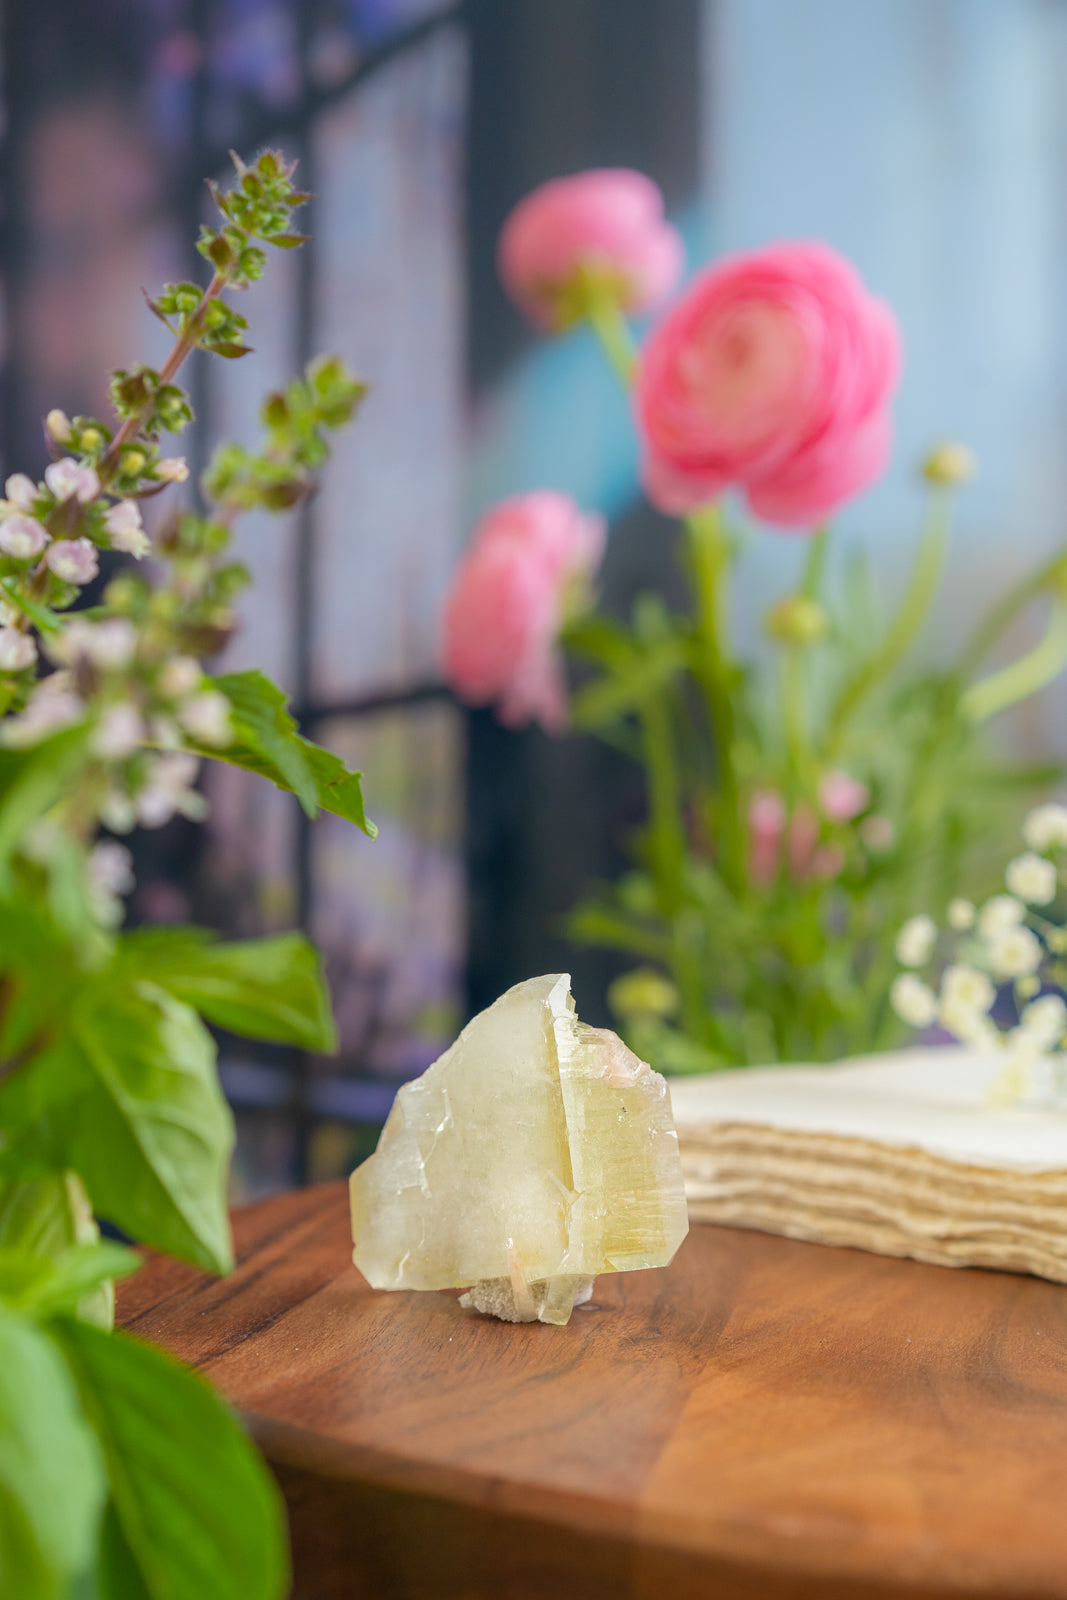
xmin=4 ymin=0 xmax=1067 ymax=1195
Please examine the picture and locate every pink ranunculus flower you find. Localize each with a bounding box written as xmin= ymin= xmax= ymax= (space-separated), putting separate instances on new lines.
xmin=498 ymin=170 xmax=684 ymax=331
xmin=635 ymin=241 xmax=901 ymax=530
xmin=443 ymin=492 xmax=605 ymax=733
xmin=819 ymin=769 xmax=870 ymax=823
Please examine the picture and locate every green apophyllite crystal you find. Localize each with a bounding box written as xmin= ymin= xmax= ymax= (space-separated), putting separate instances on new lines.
xmin=349 ymin=973 xmax=689 ymax=1325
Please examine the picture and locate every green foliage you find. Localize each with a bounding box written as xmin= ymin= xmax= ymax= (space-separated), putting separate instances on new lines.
xmin=54 ymin=1320 xmax=289 ymax=1600
xmin=204 ymin=670 xmax=376 ymax=835
xmin=0 ymin=144 xmax=375 ymax=1597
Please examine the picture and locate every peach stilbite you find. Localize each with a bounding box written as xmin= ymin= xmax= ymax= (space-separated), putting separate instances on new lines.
xmin=635 ymin=241 xmax=901 ymax=529
xmin=498 ymin=169 xmax=684 ymax=330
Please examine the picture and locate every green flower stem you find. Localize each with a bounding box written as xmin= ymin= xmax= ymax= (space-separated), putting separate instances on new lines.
xmin=583 ymin=289 xmax=638 ymax=386
xmin=800 ymin=525 xmax=829 ymax=599
xmin=99 ymin=270 xmax=225 ymax=485
xmin=686 ymin=504 xmax=743 ymax=891
xmin=638 ymin=695 xmax=685 ymax=914
xmin=824 ymin=486 xmax=955 ymax=758
xmin=959 ymin=599 xmax=1067 ymax=723
xmin=956 ymin=546 xmax=1067 ymax=681
xmin=781 ymin=648 xmax=810 ymax=796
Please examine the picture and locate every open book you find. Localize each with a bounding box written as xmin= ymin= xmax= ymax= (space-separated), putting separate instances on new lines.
xmin=670 ymin=1048 xmax=1067 ymax=1284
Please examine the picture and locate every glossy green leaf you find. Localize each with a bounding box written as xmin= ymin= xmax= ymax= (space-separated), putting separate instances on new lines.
xmin=201 ymin=670 xmax=375 ymax=835
xmin=0 ymin=985 xmax=234 ymax=1272
xmin=54 ymin=1320 xmax=289 ymax=1600
xmin=0 ymin=1311 xmax=105 ymax=1600
xmin=0 ymin=1172 xmax=123 ymax=1327
xmin=0 ymin=1244 xmax=138 ymax=1318
xmin=117 ymin=927 xmax=337 ymax=1052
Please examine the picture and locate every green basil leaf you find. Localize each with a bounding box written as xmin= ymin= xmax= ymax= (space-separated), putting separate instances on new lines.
xmin=0 ymin=985 xmax=234 ymax=1273
xmin=0 ymin=1244 xmax=139 ymax=1319
xmin=0 ymin=1173 xmax=116 ymax=1327
xmin=0 ymin=1311 xmax=105 ymax=1599
xmin=117 ymin=927 xmax=337 ymax=1052
xmin=199 ymin=670 xmax=375 ymax=835
xmin=0 ymin=726 xmax=90 ymax=888
xmin=54 ymin=1320 xmax=289 ymax=1600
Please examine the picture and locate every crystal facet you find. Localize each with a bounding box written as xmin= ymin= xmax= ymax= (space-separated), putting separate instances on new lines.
xmin=349 ymin=973 xmax=689 ymax=1324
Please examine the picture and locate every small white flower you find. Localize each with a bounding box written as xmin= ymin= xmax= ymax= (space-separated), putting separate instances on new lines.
xmin=158 ymin=656 xmax=202 ymax=699
xmin=941 ymin=963 xmax=995 ymax=1014
xmin=103 ymin=499 xmax=150 ymax=559
xmin=2 ymin=675 xmax=84 ymax=746
xmin=987 ymin=924 xmax=1043 ymax=981
xmin=940 ymin=994 xmax=1001 ymax=1052
xmin=155 ymin=457 xmax=189 ymax=484
xmin=178 ymin=690 xmax=232 ymax=748
xmin=947 ymin=897 xmax=975 ymax=931
xmin=0 ymin=628 xmax=36 ymax=672
xmin=90 ymin=703 xmax=146 ymax=761
xmin=1005 ymin=851 xmax=1057 ymax=906
xmin=895 ymin=913 xmax=937 ymax=968
xmin=47 ymin=538 xmax=99 ymax=585
xmin=0 ymin=514 xmax=49 ymax=559
xmin=87 ymin=839 xmax=135 ymax=898
xmin=44 ymin=459 xmax=99 ymax=504
xmin=1016 ymin=993 xmax=1067 ymax=1051
xmin=891 ymin=973 xmax=938 ymax=1028
xmin=4 ymin=474 xmax=38 ymax=511
xmin=136 ymin=752 xmax=205 ymax=828
xmin=50 ymin=617 xmax=137 ymax=671
xmin=149 ymin=714 xmax=182 ymax=749
xmin=98 ymin=791 xmax=136 ymax=833
xmin=1022 ymin=802 xmax=1067 ymax=853
xmin=977 ymin=894 xmax=1026 ymax=940
xmin=45 ymin=410 xmax=72 ymax=445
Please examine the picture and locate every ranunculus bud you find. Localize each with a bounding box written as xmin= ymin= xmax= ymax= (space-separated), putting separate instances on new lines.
xmin=765 ymin=595 xmax=828 ymax=646
xmin=921 ymin=442 xmax=976 ymax=487
xmin=498 ymin=169 xmax=684 ymax=330
xmin=0 ymin=515 xmax=49 ymax=559
xmin=819 ymin=769 xmax=870 ymax=823
xmin=45 ymin=409 xmax=72 ymax=444
xmin=47 ymin=538 xmax=99 ymax=585
xmin=45 ymin=459 xmax=100 ymax=504
xmin=0 ymin=628 xmax=36 ymax=672
xmin=636 ymin=241 xmax=901 ymax=529
xmin=443 ymin=492 xmax=605 ymax=732
xmin=4 ymin=474 xmax=38 ymax=511
xmin=103 ymin=499 xmax=150 ymax=558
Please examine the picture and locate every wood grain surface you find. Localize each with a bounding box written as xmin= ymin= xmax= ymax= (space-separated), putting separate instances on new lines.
xmin=117 ymin=1182 xmax=1067 ymax=1600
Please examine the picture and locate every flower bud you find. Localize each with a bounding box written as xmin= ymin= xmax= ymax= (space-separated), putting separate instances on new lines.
xmin=45 ymin=459 xmax=100 ymax=504
xmin=922 ymin=442 xmax=976 ymax=487
xmin=156 ymin=457 xmax=190 ymax=484
xmin=0 ymin=628 xmax=36 ymax=672
xmin=47 ymin=538 xmax=99 ymax=585
xmin=0 ymin=515 xmax=49 ymax=559
xmin=45 ymin=409 xmax=72 ymax=444
xmin=607 ymin=967 xmax=680 ymax=1020
xmin=178 ymin=689 xmax=232 ymax=747
xmin=4 ymin=474 xmax=38 ymax=511
xmin=158 ymin=655 xmax=202 ymax=699
xmin=766 ymin=594 xmax=828 ymax=646
xmin=103 ymin=499 xmax=150 ymax=559
xmin=90 ymin=703 xmax=146 ymax=760
xmin=79 ymin=427 xmax=104 ymax=452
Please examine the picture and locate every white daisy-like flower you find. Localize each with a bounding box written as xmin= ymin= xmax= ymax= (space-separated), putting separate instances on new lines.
xmin=1015 ymin=993 xmax=1067 ymax=1051
xmin=977 ymin=894 xmax=1026 ymax=940
xmin=947 ymin=898 xmax=975 ymax=931
xmin=890 ymin=973 xmax=938 ymax=1028
xmin=939 ymin=994 xmax=1001 ymax=1052
xmin=987 ymin=924 xmax=1043 ymax=981
xmin=1022 ymin=802 xmax=1067 ymax=853
xmin=940 ymin=963 xmax=995 ymax=1014
xmin=895 ymin=913 xmax=937 ymax=968
xmin=1005 ymin=851 xmax=1057 ymax=906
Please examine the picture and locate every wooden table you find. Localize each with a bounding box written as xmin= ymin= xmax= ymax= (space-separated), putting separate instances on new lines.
xmin=117 ymin=1182 xmax=1067 ymax=1600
